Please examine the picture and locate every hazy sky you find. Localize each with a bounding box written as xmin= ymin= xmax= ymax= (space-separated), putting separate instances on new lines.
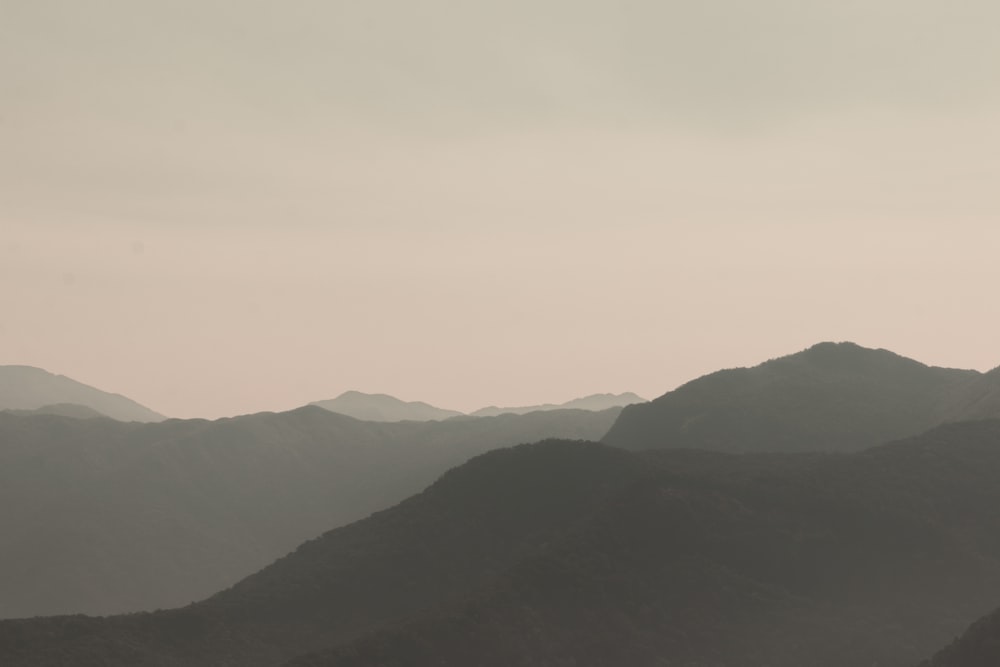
xmin=4 ymin=0 xmax=999 ymax=418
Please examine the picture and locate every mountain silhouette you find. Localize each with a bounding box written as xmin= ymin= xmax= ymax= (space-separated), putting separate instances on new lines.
xmin=0 ymin=405 xmax=621 ymax=619
xmin=5 ymin=421 xmax=1000 ymax=667
xmin=0 ymin=365 xmax=164 ymax=422
xmin=604 ymin=342 xmax=992 ymax=452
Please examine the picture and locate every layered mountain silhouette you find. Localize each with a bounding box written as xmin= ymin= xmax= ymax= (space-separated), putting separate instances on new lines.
xmin=309 ymin=391 xmax=463 ymax=422
xmin=4 ymin=421 xmax=1000 ymax=667
xmin=471 ymin=392 xmax=646 ymax=417
xmin=0 ymin=405 xmax=621 ymax=619
xmin=604 ymin=342 xmax=996 ymax=452
xmin=0 ymin=365 xmax=164 ymax=422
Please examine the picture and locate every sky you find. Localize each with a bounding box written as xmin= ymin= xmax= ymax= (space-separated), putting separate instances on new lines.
xmin=3 ymin=0 xmax=999 ymax=419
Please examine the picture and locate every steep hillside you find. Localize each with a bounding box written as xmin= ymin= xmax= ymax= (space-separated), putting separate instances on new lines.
xmin=4 ymin=421 xmax=1000 ymax=667
xmin=0 ymin=366 xmax=164 ymax=422
xmin=604 ymin=342 xmax=985 ymax=452
xmin=0 ymin=406 xmax=620 ymax=618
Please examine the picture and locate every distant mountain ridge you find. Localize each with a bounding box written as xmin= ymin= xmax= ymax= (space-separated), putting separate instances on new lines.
xmin=312 ymin=391 xmax=645 ymax=422
xmin=604 ymin=342 xmax=996 ymax=453
xmin=310 ymin=391 xmax=463 ymax=422
xmin=0 ymin=365 xmax=164 ymax=422
xmin=2 ymin=403 xmax=106 ymax=419
xmin=471 ymin=392 xmax=646 ymax=417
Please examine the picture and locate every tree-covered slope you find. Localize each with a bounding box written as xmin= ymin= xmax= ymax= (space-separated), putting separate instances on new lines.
xmin=0 ymin=406 xmax=621 ymax=619
xmin=604 ymin=342 xmax=987 ymax=452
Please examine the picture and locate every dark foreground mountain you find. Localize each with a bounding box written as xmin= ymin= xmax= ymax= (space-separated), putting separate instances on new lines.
xmin=0 ymin=406 xmax=619 ymax=619
xmin=604 ymin=342 xmax=995 ymax=453
xmin=310 ymin=391 xmax=463 ymax=421
xmin=5 ymin=420 xmax=1000 ymax=667
xmin=0 ymin=365 xmax=164 ymax=422
xmin=920 ymin=605 xmax=1000 ymax=667
xmin=471 ymin=392 xmax=646 ymax=417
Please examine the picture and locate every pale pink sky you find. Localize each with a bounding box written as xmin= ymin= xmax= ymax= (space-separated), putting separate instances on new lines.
xmin=3 ymin=1 xmax=999 ymax=418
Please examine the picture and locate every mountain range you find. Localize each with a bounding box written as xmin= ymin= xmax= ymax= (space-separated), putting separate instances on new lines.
xmin=4 ymin=421 xmax=1000 ymax=666
xmin=4 ymin=341 xmax=1000 ymax=666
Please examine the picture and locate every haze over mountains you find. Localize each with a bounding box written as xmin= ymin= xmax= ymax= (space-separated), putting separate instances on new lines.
xmin=3 ymin=341 xmax=1000 ymax=666
xmin=0 ymin=366 xmax=164 ymax=423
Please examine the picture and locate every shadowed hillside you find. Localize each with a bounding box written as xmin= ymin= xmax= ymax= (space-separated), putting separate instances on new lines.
xmin=0 ymin=406 xmax=620 ymax=619
xmin=604 ymin=342 xmax=991 ymax=452
xmin=4 ymin=421 xmax=1000 ymax=667
xmin=920 ymin=605 xmax=1000 ymax=667
xmin=0 ymin=441 xmax=642 ymax=666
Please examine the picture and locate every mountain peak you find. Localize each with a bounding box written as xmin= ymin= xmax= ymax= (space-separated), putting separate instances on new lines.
xmin=604 ymin=343 xmax=987 ymax=453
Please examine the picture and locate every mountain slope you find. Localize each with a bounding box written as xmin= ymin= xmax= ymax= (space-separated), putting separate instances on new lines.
xmin=309 ymin=391 xmax=463 ymax=421
xmin=5 ymin=421 xmax=1000 ymax=667
xmin=0 ymin=365 xmax=164 ymax=422
xmin=290 ymin=420 xmax=1000 ymax=667
xmin=604 ymin=342 xmax=986 ymax=452
xmin=0 ymin=440 xmax=643 ymax=666
xmin=0 ymin=406 xmax=621 ymax=618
